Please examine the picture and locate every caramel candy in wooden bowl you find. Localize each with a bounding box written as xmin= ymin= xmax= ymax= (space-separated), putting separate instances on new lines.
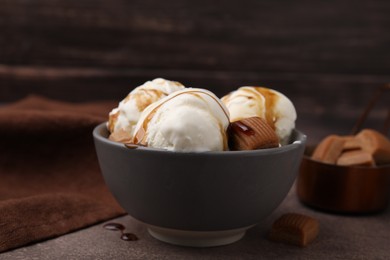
xmin=297 ymin=147 xmax=390 ymax=214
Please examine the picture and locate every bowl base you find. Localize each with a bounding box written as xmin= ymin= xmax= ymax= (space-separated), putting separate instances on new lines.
xmin=147 ymin=224 xmax=254 ymax=247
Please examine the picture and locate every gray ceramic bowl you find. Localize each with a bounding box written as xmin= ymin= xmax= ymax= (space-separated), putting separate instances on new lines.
xmin=93 ymin=123 xmax=306 ymax=247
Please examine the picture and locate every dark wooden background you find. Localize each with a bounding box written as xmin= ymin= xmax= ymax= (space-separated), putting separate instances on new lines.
xmin=0 ymin=0 xmax=389 ymax=141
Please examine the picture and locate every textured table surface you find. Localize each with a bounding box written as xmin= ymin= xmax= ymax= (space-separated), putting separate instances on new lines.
xmin=2 ymin=182 xmax=389 ymax=260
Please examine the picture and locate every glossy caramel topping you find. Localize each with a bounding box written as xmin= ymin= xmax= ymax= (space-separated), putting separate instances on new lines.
xmin=228 ymin=87 xmax=280 ymax=129
xmin=133 ymin=102 xmax=161 ymax=145
xmin=228 ymin=117 xmax=279 ymax=151
xmin=107 ymin=110 xmax=119 ymax=133
xmin=103 ymin=222 xmax=139 ymax=242
xmin=230 ymin=121 xmax=255 ymax=136
xmin=254 ymin=87 xmax=279 ymax=129
xmin=133 ymin=88 xmax=166 ymax=112
xmin=133 ymin=89 xmax=230 ymax=147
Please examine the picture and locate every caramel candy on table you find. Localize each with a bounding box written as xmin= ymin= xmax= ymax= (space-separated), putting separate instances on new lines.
xmin=356 ymin=129 xmax=390 ymax=165
xmin=311 ymin=135 xmax=346 ymax=164
xmin=228 ymin=117 xmax=279 ymax=151
xmin=269 ymin=213 xmax=319 ymax=247
xmin=337 ymin=150 xmax=375 ymax=167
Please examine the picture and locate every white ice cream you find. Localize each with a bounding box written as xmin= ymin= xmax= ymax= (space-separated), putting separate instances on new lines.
xmin=133 ymin=88 xmax=230 ymax=152
xmin=221 ymin=86 xmax=296 ymax=145
xmin=108 ymin=78 xmax=185 ymax=141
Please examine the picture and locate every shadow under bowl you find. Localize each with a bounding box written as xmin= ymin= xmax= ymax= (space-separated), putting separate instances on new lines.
xmin=93 ymin=123 xmax=306 ymax=247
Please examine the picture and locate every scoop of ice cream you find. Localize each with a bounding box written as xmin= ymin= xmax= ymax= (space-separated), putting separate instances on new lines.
xmin=221 ymin=86 xmax=296 ymax=145
xmin=108 ymin=78 xmax=185 ymax=142
xmin=133 ymin=88 xmax=230 ymax=152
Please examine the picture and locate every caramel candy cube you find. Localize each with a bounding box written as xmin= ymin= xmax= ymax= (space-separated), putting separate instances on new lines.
xmin=269 ymin=213 xmax=319 ymax=247
xmin=342 ymin=136 xmax=362 ymax=151
xmin=337 ymin=150 xmax=375 ymax=167
xmin=356 ymin=129 xmax=390 ymax=165
xmin=312 ymin=135 xmax=346 ymax=164
xmin=228 ymin=117 xmax=279 ymax=151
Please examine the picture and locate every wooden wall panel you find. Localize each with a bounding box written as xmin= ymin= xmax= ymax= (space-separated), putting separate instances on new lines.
xmin=1 ymin=0 xmax=389 ymax=73
xmin=0 ymin=0 xmax=389 ymax=140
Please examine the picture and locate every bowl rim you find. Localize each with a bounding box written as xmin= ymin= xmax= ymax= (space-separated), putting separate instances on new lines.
xmin=93 ymin=122 xmax=306 ymax=156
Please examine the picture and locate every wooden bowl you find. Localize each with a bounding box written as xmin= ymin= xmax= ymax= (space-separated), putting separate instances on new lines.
xmin=297 ymin=148 xmax=390 ymax=214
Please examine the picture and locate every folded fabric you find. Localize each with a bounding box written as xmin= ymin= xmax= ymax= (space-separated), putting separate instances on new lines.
xmin=0 ymin=95 xmax=125 ymax=253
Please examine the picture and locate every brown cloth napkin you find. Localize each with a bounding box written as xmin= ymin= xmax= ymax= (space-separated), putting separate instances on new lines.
xmin=0 ymin=95 xmax=125 ymax=253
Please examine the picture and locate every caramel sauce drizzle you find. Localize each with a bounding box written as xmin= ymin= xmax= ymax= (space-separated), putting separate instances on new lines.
xmin=103 ymin=223 xmax=138 ymax=241
xmin=133 ymin=90 xmax=230 ymax=147
xmin=254 ymin=87 xmax=279 ymax=130
xmin=134 ymin=88 xmax=166 ymax=112
xmin=235 ymin=87 xmax=278 ymax=130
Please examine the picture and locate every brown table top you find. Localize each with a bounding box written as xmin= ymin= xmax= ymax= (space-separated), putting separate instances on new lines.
xmin=2 ymin=181 xmax=389 ymax=260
